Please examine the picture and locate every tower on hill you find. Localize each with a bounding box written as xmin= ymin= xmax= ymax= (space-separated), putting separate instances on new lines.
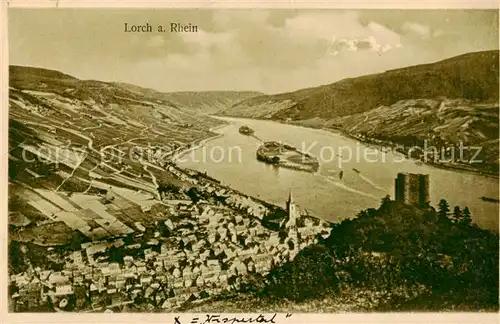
xmin=395 ymin=173 xmax=430 ymax=207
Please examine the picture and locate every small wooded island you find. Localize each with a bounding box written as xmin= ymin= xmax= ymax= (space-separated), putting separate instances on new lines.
xmin=256 ymin=141 xmax=320 ymax=173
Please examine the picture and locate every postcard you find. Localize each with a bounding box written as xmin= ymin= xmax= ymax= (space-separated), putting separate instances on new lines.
xmin=2 ymin=1 xmax=499 ymax=323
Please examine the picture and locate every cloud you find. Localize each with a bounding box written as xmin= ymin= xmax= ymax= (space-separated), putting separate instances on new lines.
xmin=326 ymin=35 xmax=401 ymax=56
xmin=402 ymin=22 xmax=431 ymax=39
xmin=8 ymin=9 xmax=498 ymax=93
xmin=432 ymin=29 xmax=445 ymax=37
xmin=128 ymin=11 xmax=413 ymax=91
xmin=147 ymin=35 xmax=165 ymax=48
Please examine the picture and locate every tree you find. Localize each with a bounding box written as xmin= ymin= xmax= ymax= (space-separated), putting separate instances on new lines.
xmin=437 ymin=199 xmax=451 ymax=220
xmin=461 ymin=207 xmax=472 ymax=226
xmin=452 ymin=206 xmax=463 ymax=223
xmin=158 ymin=182 xmax=180 ymax=195
xmin=380 ymin=195 xmax=391 ymax=211
xmin=266 ymin=244 xmax=338 ymax=301
xmin=158 ymin=224 xmax=170 ymax=237
xmin=185 ymin=187 xmax=200 ymax=204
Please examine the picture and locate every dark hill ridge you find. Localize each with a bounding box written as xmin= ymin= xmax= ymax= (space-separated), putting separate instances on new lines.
xmin=10 ymin=65 xmax=78 ymax=81
xmin=222 ymin=50 xmax=499 ymax=120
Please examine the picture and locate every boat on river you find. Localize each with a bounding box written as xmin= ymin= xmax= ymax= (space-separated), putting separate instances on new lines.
xmin=239 ymin=125 xmax=255 ymax=135
xmin=480 ymin=196 xmax=500 ymax=203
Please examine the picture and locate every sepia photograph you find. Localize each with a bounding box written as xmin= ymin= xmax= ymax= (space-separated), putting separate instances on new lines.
xmin=4 ymin=5 xmax=499 ymax=316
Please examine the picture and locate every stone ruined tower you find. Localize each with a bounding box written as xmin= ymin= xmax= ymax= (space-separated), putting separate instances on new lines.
xmin=395 ymin=173 xmax=430 ymax=207
xmin=418 ymin=174 xmax=430 ymax=207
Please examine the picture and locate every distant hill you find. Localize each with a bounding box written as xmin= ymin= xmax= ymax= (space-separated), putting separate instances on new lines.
xmin=222 ymin=50 xmax=499 ymax=120
xmin=114 ymin=82 xmax=262 ymax=114
xmin=10 ymin=66 xmax=261 ymax=114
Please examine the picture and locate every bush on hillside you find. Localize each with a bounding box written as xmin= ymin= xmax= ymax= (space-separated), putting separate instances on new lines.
xmin=265 ymin=244 xmax=339 ymax=301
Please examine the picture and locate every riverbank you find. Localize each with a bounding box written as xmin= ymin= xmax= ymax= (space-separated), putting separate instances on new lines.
xmin=170 ymin=122 xmax=229 ymax=162
xmin=322 ymin=125 xmax=500 ymax=180
xmin=164 ymin=162 xmax=296 ymax=226
xmin=165 ymin=123 xmax=296 ymax=218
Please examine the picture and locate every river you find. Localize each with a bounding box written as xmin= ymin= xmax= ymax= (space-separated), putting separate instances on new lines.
xmin=176 ymin=117 xmax=499 ymax=231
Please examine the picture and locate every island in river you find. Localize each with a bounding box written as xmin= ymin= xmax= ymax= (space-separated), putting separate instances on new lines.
xmin=256 ymin=141 xmax=320 ymax=173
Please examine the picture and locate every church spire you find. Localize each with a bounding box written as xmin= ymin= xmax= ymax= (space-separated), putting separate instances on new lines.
xmin=284 ymin=188 xmax=298 ymax=230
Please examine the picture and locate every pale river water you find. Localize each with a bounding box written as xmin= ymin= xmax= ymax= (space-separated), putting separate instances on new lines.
xmin=177 ymin=117 xmax=499 ymax=231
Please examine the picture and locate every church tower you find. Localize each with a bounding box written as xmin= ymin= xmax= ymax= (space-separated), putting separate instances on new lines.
xmin=283 ymin=189 xmax=299 ymax=256
xmin=284 ymin=189 xmax=298 ymax=229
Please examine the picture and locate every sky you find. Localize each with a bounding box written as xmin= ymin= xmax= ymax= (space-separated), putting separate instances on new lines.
xmin=8 ymin=9 xmax=499 ymax=94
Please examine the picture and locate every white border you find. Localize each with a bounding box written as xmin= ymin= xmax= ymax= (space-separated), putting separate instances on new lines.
xmin=3 ymin=0 xmax=500 ymax=9
xmin=1 ymin=1 xmax=499 ymax=324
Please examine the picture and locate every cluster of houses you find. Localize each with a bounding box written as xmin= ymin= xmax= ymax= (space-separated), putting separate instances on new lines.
xmin=9 ymin=161 xmax=331 ymax=312
xmin=10 ymin=194 xmax=330 ymax=312
xmin=165 ymin=164 xmax=270 ymax=220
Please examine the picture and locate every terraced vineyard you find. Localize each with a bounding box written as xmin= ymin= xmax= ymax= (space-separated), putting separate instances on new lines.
xmin=8 ymin=66 xmax=238 ymax=245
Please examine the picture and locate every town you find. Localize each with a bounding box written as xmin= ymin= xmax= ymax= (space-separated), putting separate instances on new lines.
xmin=9 ymin=161 xmax=331 ymax=312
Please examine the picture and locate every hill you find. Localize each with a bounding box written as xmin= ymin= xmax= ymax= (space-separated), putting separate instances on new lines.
xmin=114 ymin=82 xmax=262 ymax=114
xmin=8 ymin=65 xmax=225 ymax=245
xmin=222 ymin=50 xmax=499 ymax=120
